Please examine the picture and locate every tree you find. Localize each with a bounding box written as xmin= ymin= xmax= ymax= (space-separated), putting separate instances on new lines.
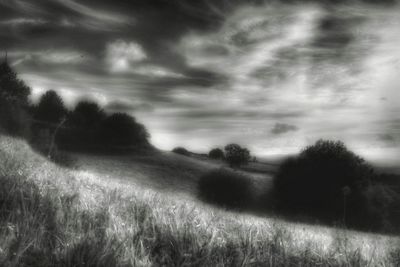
xmin=224 ymin=144 xmax=251 ymax=168
xmin=274 ymin=140 xmax=374 ymax=219
xmin=58 ymin=101 xmax=107 ymax=149
xmin=208 ymin=148 xmax=224 ymax=159
xmin=35 ymin=90 xmax=67 ymax=124
xmin=0 ymin=61 xmax=31 ymax=137
xmin=68 ymin=101 xmax=106 ymax=129
xmin=100 ymin=113 xmax=149 ymax=147
xmin=0 ymin=61 xmax=30 ymax=105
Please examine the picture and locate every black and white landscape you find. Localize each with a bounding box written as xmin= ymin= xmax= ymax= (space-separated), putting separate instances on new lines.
xmin=0 ymin=0 xmax=400 ymax=266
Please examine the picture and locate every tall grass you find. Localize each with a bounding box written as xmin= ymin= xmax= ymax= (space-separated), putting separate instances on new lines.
xmin=0 ymin=136 xmax=399 ymax=266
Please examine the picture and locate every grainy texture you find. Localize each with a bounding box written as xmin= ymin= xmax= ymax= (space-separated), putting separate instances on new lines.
xmin=0 ymin=136 xmax=399 ymax=266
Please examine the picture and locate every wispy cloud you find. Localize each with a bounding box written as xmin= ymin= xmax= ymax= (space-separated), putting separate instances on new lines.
xmin=55 ymin=0 xmax=134 ymax=29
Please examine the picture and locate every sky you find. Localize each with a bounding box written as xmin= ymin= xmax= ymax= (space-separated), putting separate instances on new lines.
xmin=1 ymin=0 xmax=400 ymax=161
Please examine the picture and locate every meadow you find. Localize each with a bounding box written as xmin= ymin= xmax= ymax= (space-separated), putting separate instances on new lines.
xmin=1 ymin=135 xmax=400 ymax=266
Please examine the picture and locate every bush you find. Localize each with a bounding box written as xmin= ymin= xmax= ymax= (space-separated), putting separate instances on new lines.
xmin=224 ymin=144 xmax=251 ymax=168
xmin=0 ymin=61 xmax=31 ymax=138
xmin=274 ymin=140 xmax=375 ymax=224
xmin=34 ymin=90 xmax=67 ymax=124
xmin=0 ymin=98 xmax=31 ymax=138
xmin=208 ymin=148 xmax=224 ymax=159
xmin=100 ymin=113 xmax=149 ymax=148
xmin=359 ymin=183 xmax=400 ymax=231
xmin=0 ymin=61 xmax=30 ymax=105
xmin=58 ymin=101 xmax=106 ymax=149
xmin=172 ymin=147 xmax=190 ymax=156
xmin=198 ymin=168 xmax=253 ymax=209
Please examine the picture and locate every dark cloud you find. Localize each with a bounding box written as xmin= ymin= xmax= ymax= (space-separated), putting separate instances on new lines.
xmin=378 ymin=133 xmax=396 ymax=144
xmin=271 ymin=123 xmax=298 ymax=135
xmin=1 ymin=0 xmax=400 ymax=157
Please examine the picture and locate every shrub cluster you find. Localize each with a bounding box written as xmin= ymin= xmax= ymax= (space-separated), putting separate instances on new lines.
xmin=274 ymin=139 xmax=400 ymax=232
xmin=0 ymin=61 xmax=31 ymax=138
xmin=172 ymin=147 xmax=190 ymax=156
xmin=224 ymin=144 xmax=251 ymax=168
xmin=0 ymin=61 xmax=150 ymax=154
xmin=208 ymin=148 xmax=224 ymax=159
xmin=198 ymin=168 xmax=253 ymax=209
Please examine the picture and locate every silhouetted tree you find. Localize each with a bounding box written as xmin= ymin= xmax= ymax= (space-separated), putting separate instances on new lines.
xmin=100 ymin=113 xmax=149 ymax=147
xmin=68 ymin=101 xmax=106 ymax=129
xmin=58 ymin=100 xmax=107 ymax=149
xmin=274 ymin=140 xmax=374 ymax=222
xmin=0 ymin=61 xmax=31 ymax=137
xmin=208 ymin=148 xmax=224 ymax=159
xmin=224 ymin=144 xmax=251 ymax=168
xmin=0 ymin=61 xmax=30 ymax=105
xmin=35 ymin=90 xmax=67 ymax=124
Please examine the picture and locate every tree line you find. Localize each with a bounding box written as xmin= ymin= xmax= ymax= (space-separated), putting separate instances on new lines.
xmin=0 ymin=60 xmax=150 ymax=153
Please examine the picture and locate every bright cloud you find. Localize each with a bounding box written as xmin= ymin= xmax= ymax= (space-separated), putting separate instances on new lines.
xmin=106 ymin=40 xmax=147 ymax=73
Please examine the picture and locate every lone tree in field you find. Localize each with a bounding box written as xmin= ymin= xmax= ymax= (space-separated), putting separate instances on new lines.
xmin=224 ymin=144 xmax=251 ymax=168
xmin=274 ymin=139 xmax=374 ymax=220
xmin=35 ymin=90 xmax=67 ymax=124
xmin=208 ymin=148 xmax=224 ymax=159
xmin=100 ymin=113 xmax=149 ymax=147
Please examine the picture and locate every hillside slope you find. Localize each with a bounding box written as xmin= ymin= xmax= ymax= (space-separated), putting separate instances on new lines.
xmin=0 ymin=136 xmax=399 ymax=266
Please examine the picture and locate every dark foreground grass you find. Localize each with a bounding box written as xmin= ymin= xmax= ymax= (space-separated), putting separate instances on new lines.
xmin=0 ymin=136 xmax=399 ymax=266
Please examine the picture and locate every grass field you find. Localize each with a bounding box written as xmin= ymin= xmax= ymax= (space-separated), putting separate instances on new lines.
xmin=1 ymin=135 xmax=400 ymax=266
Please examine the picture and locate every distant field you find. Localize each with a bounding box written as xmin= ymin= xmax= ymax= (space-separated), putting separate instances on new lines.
xmin=1 ymin=136 xmax=400 ymax=266
xmin=73 ymin=150 xmax=276 ymax=203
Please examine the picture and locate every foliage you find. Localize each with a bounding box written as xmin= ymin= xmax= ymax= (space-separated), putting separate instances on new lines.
xmin=172 ymin=147 xmax=190 ymax=156
xmin=224 ymin=143 xmax=251 ymax=168
xmin=68 ymin=100 xmax=106 ymax=129
xmin=34 ymin=90 xmax=67 ymax=124
xmin=272 ymin=140 xmax=396 ymax=229
xmin=57 ymin=101 xmax=107 ymax=149
xmin=100 ymin=113 xmax=149 ymax=147
xmin=208 ymin=148 xmax=224 ymax=159
xmin=0 ymin=61 xmax=30 ymax=105
xmin=0 ymin=98 xmax=31 ymax=138
xmin=0 ymin=61 xmax=31 ymax=137
xmin=198 ymin=168 xmax=253 ymax=209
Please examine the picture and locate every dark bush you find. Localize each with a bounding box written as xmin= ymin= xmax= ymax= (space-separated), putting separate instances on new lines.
xmin=68 ymin=100 xmax=106 ymax=129
xmin=224 ymin=144 xmax=251 ymax=168
xmin=0 ymin=61 xmax=31 ymax=138
xmin=172 ymin=147 xmax=190 ymax=156
xmin=274 ymin=140 xmax=375 ymax=224
xmin=208 ymin=148 xmax=224 ymax=159
xmin=198 ymin=168 xmax=253 ymax=209
xmin=34 ymin=90 xmax=67 ymax=124
xmin=0 ymin=61 xmax=30 ymax=105
xmin=58 ymin=101 xmax=106 ymax=149
xmin=359 ymin=183 xmax=400 ymax=231
xmin=0 ymin=98 xmax=31 ymax=138
xmin=100 ymin=113 xmax=149 ymax=148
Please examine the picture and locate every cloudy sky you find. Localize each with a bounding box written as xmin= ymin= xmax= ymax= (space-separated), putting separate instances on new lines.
xmin=1 ymin=0 xmax=400 ymax=161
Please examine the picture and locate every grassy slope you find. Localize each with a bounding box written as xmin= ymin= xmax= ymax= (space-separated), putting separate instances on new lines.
xmin=72 ymin=151 xmax=276 ymax=201
xmin=0 ymin=136 xmax=399 ymax=266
